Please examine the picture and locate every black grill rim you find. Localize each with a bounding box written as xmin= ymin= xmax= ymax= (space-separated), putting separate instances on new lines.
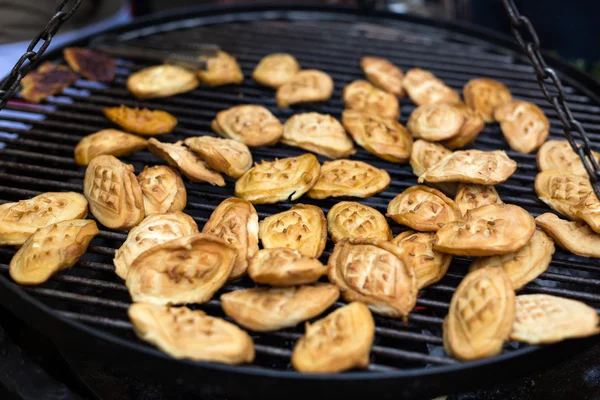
xmin=2 ymin=269 xmax=598 ymax=398
xmin=2 ymin=3 xmax=600 ymax=397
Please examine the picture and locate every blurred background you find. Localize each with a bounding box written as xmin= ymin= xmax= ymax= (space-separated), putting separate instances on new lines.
xmin=0 ymin=0 xmax=598 ymax=79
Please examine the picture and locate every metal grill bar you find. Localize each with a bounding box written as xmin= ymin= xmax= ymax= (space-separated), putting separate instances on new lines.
xmin=9 ymin=274 xmax=455 ymax=367
xmin=1 ymin=11 xmax=599 ymax=382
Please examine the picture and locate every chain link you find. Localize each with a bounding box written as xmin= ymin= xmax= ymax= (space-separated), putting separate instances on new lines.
xmin=0 ymin=0 xmax=82 ymax=110
xmin=502 ymin=0 xmax=600 ymax=200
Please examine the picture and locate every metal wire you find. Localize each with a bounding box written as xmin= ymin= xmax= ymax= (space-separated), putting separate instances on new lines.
xmin=0 ymin=0 xmax=83 ymax=110
xmin=502 ymin=0 xmax=600 ymax=200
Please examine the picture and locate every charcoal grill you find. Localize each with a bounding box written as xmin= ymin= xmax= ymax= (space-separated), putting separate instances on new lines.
xmin=1 ymin=4 xmax=600 ymax=399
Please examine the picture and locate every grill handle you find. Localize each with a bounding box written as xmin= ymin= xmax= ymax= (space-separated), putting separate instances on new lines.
xmin=502 ymin=0 xmax=600 ymax=200
xmin=90 ymin=35 xmax=220 ymax=70
xmin=93 ymin=44 xmax=212 ymax=70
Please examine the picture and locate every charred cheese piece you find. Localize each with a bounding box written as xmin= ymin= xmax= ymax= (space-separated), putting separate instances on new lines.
xmin=64 ymin=47 xmax=116 ymax=82
xmin=21 ymin=62 xmax=78 ymax=103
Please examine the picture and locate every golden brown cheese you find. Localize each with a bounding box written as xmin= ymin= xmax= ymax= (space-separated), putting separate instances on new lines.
xmin=83 ymin=155 xmax=144 ymax=231
xmin=535 ymin=212 xmax=600 ymax=258
xmin=0 ymin=192 xmax=88 ymax=246
xmin=113 ymin=211 xmax=198 ymax=279
xmin=103 ymin=105 xmax=177 ymax=136
xmin=361 ymin=56 xmax=404 ymax=96
xmin=328 ymin=238 xmax=418 ymax=317
xmin=469 ymin=229 xmax=554 ymax=289
xmin=129 ymin=303 xmax=254 ymax=364
xmin=407 ymin=103 xmax=465 ymax=142
xmin=308 ymin=159 xmax=390 ymax=199
xmin=137 ymin=166 xmax=186 ymax=215
xmin=342 ymin=110 xmax=413 ymax=163
xmin=434 ymin=204 xmax=535 ymax=256
xmin=537 ymin=140 xmax=600 ymax=176
xmin=74 ymin=129 xmax=147 ymax=166
xmin=221 ymin=284 xmax=339 ymax=331
xmin=253 ymin=53 xmax=300 ymax=88
xmin=387 ymin=185 xmax=461 ymax=232
xmin=409 ymin=140 xmax=457 ymax=196
xmin=184 ymin=136 xmax=253 ymax=178
xmin=276 ymin=69 xmax=334 ymax=107
xmin=463 ymin=78 xmax=512 ymax=122
xmin=443 ymin=267 xmax=515 ymax=361
xmin=327 ymin=201 xmax=391 ymax=243
xmin=510 ymin=294 xmax=600 ymax=345
xmin=454 ymin=183 xmax=503 ymax=216
xmin=202 ymin=198 xmax=259 ymax=279
xmin=235 ymin=154 xmax=320 ymax=204
xmin=402 ymin=68 xmax=460 ymax=106
xmin=127 ymin=65 xmax=199 ymax=99
xmin=9 ymin=220 xmax=98 ymax=285
xmin=418 ymin=149 xmax=517 ymax=185
xmin=247 ymin=248 xmax=327 ymax=286
xmin=392 ymin=231 xmax=451 ymax=289
xmin=147 ymin=138 xmax=225 ymax=186
xmin=534 ymin=170 xmax=592 ymax=220
xmin=212 ymin=105 xmax=283 ymax=147
xmin=494 ymin=100 xmax=549 ymax=153
xmin=282 ymin=113 xmax=355 ymax=159
xmin=126 ymin=233 xmax=236 ymax=305
xmin=439 ymin=103 xmax=485 ymax=149
xmin=259 ymin=204 xmax=327 ymax=258
xmin=292 ymin=302 xmax=375 ymax=373
xmin=198 ymin=51 xmax=244 ymax=87
xmin=343 ymin=80 xmax=400 ymax=120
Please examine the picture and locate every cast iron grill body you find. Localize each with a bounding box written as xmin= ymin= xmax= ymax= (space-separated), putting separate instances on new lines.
xmin=0 ymin=5 xmax=599 ymax=399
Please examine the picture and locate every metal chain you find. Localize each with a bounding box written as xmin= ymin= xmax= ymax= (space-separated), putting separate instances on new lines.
xmin=502 ymin=0 xmax=600 ymax=200
xmin=0 ymin=0 xmax=83 ymax=110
